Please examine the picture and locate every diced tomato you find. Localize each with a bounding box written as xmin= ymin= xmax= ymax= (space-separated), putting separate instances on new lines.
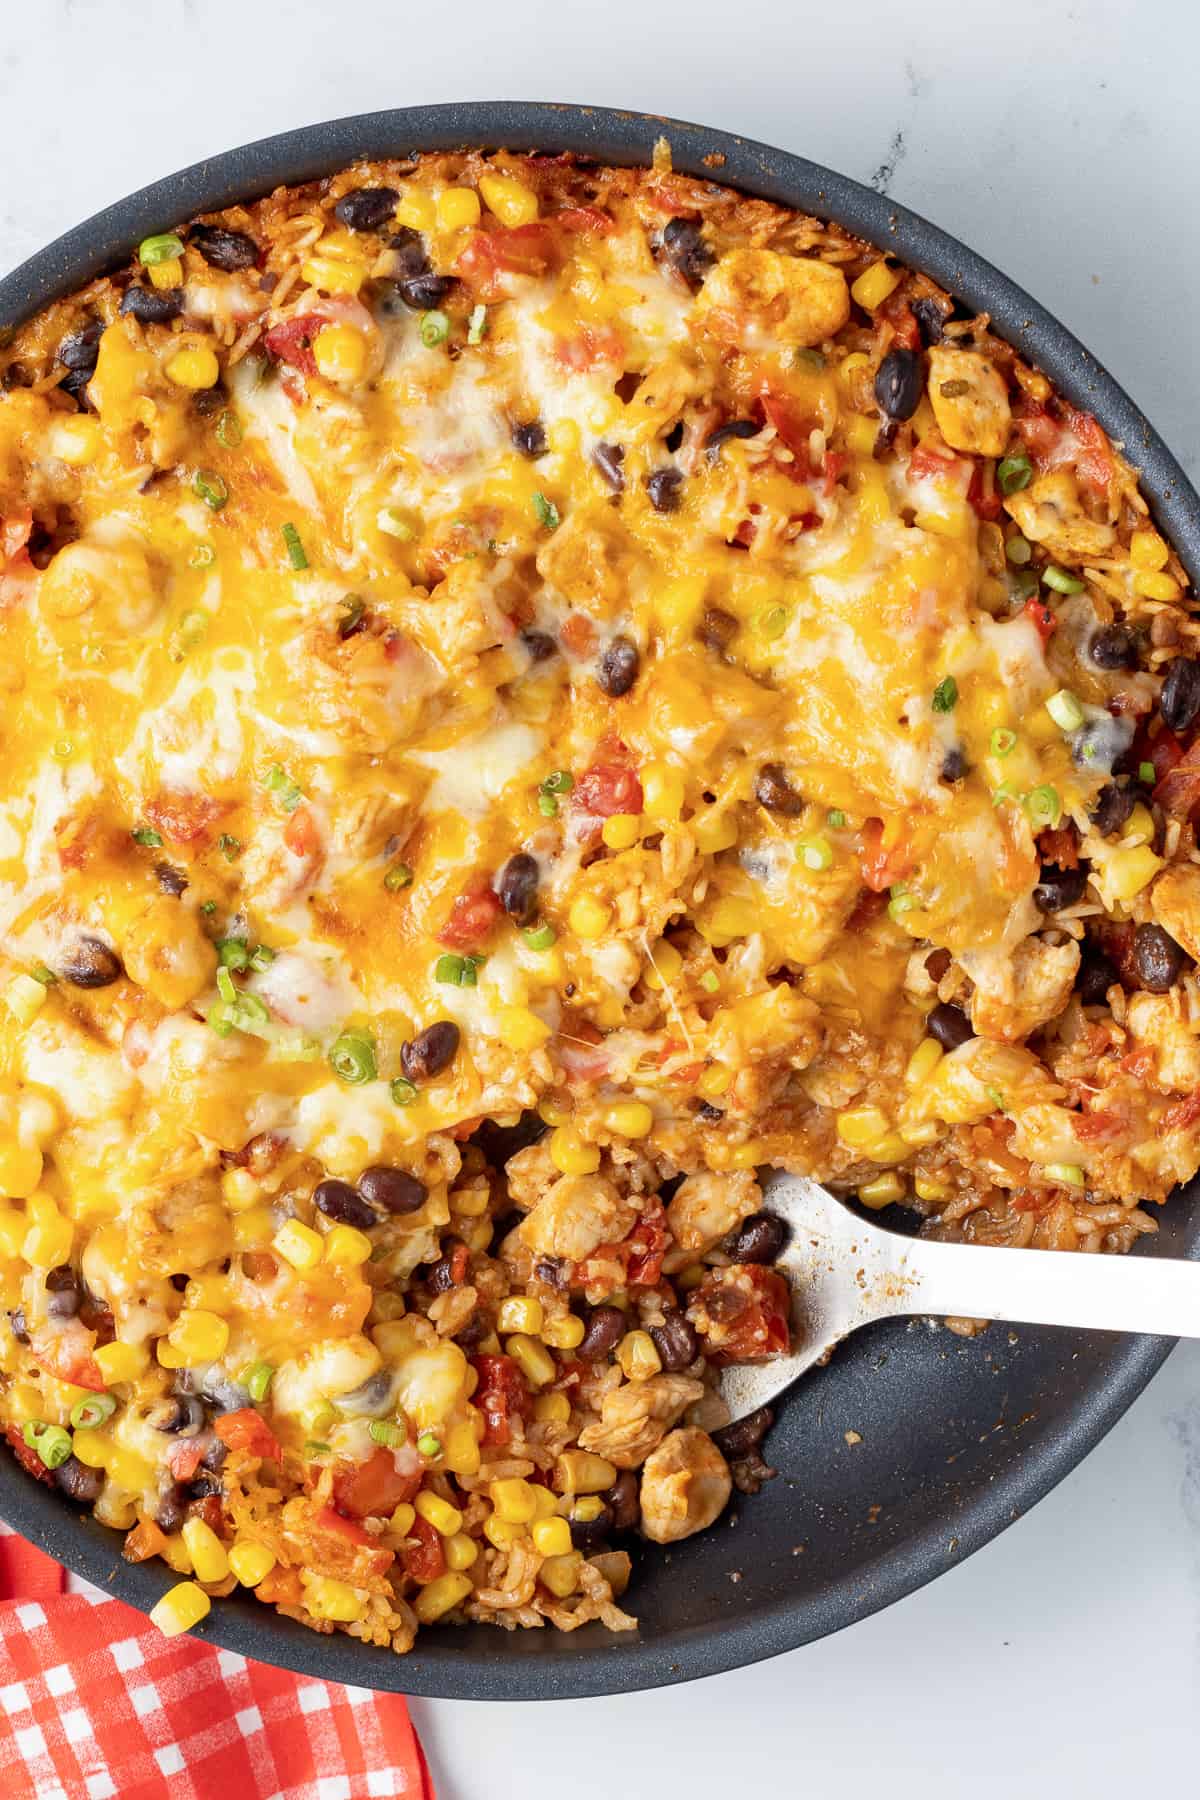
xmin=314 ymin=1503 xmax=395 ymax=1579
xmin=4 ymin=1424 xmax=55 ymax=1486
xmin=263 ymin=312 xmax=331 ymax=376
xmin=1022 ymin=594 xmax=1057 ymax=645
xmin=1155 ymin=736 xmax=1200 ymax=819
xmin=1 ymin=509 xmax=33 ymax=561
xmin=1062 ymin=406 xmax=1115 ymax=493
xmin=166 ymin=1439 xmax=206 ymax=1482
xmin=1163 ymin=1090 xmax=1200 ymax=1134
xmin=967 ymin=460 xmax=1003 ymax=521
xmin=876 ymin=294 xmax=921 ymax=351
xmin=283 ymin=804 xmax=319 ymax=858
xmin=687 ymin=1265 xmax=791 ymax=1363
xmin=471 ymin=1353 xmax=530 ymax=1448
xmin=457 ymin=224 xmax=558 ymax=296
xmin=1013 ymin=400 xmax=1059 ymax=461
xmin=760 ymin=393 xmax=815 ymax=466
xmin=857 ymin=818 xmax=911 ymax=894
xmin=187 ymin=1494 xmax=225 ymax=1536
xmin=315 ymin=1504 xmax=374 ymax=1547
xmin=213 ymin=1408 xmax=283 ymax=1462
xmin=123 ymin=1517 xmax=169 ymax=1562
xmin=729 ymin=517 xmax=757 ymax=548
xmin=909 ymin=440 xmax=961 ymax=481
xmin=570 ymin=762 xmax=644 ymax=838
xmin=554 ymin=206 xmax=615 ymax=236
xmin=437 ymin=878 xmax=504 ymax=950
xmin=256 ymin=1565 xmax=303 ymax=1605
xmin=553 ymin=326 xmax=625 ymax=372
xmin=403 ymin=1513 xmax=446 ymax=1584
xmin=1074 ymin=1105 xmax=1129 ymax=1143
xmin=144 ymin=788 xmax=223 ymax=846
xmin=29 ymin=1324 xmax=105 ymax=1393
xmin=1037 ymin=824 xmax=1080 ymax=870
xmin=331 ymin=1447 xmax=422 ymax=1521
xmin=574 ymin=1200 xmax=668 ymax=1292
xmin=559 ymin=612 xmax=596 ymax=656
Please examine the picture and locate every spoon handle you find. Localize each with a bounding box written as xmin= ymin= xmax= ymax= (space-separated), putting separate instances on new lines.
xmin=888 ymin=1232 xmax=1200 ymax=1337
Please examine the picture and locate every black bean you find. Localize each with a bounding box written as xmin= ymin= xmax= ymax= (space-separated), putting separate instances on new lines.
xmin=754 ymin=762 xmax=804 ymax=816
xmin=191 ymin=385 xmax=226 ymax=419
xmin=597 ymin=636 xmax=639 ymax=698
xmin=389 ymin=227 xmax=428 ymax=273
xmin=45 ymin=1265 xmax=82 ymax=1319
xmin=520 ymin=628 xmax=558 ymax=663
xmin=333 ymin=187 xmax=399 ymax=233
xmin=120 ymin=285 xmax=183 ymax=325
xmin=58 ymin=936 xmax=122 ymax=988
xmin=155 ymin=1487 xmax=188 ymax=1534
xmin=58 ymin=321 xmax=103 ymax=375
xmin=1077 ymin=944 xmax=1119 ymax=1006
xmin=578 ymin=1305 xmax=626 ymax=1360
xmin=202 ymin=1436 xmax=228 ymax=1471
xmin=398 ymin=271 xmax=451 ymax=311
xmin=154 ymin=860 xmax=188 ymax=897
xmin=1089 ymin=624 xmax=1140 ymax=671
xmin=1090 ymin=782 xmax=1135 ymax=838
xmin=698 ymin=607 xmax=738 ymax=653
xmin=569 ymin=1500 xmax=614 ymax=1551
xmin=911 ymin=297 xmax=948 ymax=346
xmin=532 ymin=1256 xmax=568 ymax=1289
xmin=874 ymin=347 xmax=924 ymax=420
xmin=55 ymin=1456 xmax=104 ymax=1504
xmin=401 ymin=1021 xmax=460 ymax=1081
xmin=649 ymin=1309 xmax=699 ymax=1372
xmin=1132 ymin=922 xmax=1189 ymax=993
xmin=646 ymin=467 xmax=683 ymax=513
xmin=196 ymin=1372 xmax=251 ymax=1415
xmin=187 ymin=1469 xmax=223 ymax=1499
xmin=1159 ymin=658 xmax=1200 ymax=735
xmin=722 ymin=1212 xmax=788 ymax=1264
xmin=9 ymin=1306 xmax=29 ymax=1345
xmin=313 ymin=1178 xmax=376 ymax=1230
xmin=453 ymin=1310 xmax=490 ymax=1350
xmin=705 ymin=418 xmax=761 ymax=460
xmin=496 ymin=852 xmax=539 ymax=924
xmin=592 ymin=441 xmax=625 ymax=492
xmin=1033 ymin=864 xmax=1087 ymax=912
xmin=695 ymin=1100 xmax=724 ymax=1122
xmin=713 ymin=1404 xmax=775 ymax=1460
xmin=427 ymin=1238 xmax=467 ymax=1294
xmin=940 ymin=745 xmax=970 ymax=783
xmin=373 ymin=281 xmax=410 ymax=322
xmin=511 ymin=420 xmax=547 ymax=459
xmin=1072 ymin=714 xmax=1135 ymax=773
xmin=359 ymin=1164 xmax=428 ymax=1214
xmin=189 ymin=224 xmax=259 ymax=272
xmin=149 ymin=1395 xmax=205 ymax=1434
xmin=927 ymin=1001 xmax=973 ymax=1050
xmin=656 ymin=217 xmax=714 ymax=288
xmin=604 ymin=1470 xmax=641 ymax=1533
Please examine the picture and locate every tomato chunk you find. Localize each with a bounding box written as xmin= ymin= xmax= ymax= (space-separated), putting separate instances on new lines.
xmin=331 ymin=1447 xmax=422 ymax=1520
xmin=574 ymin=1200 xmax=668 ymax=1293
xmin=554 ymin=206 xmax=615 ymax=237
xmin=437 ymin=879 xmax=504 ymax=950
xmin=29 ymin=1324 xmax=105 ymax=1394
xmin=145 ymin=788 xmax=224 ymax=847
xmin=457 ymin=224 xmax=558 ymax=296
xmin=213 ymin=1408 xmax=283 ymax=1462
xmin=264 ymin=312 xmax=331 ymax=376
xmin=4 ymin=1424 xmax=55 ymax=1486
xmin=471 ymin=1353 xmax=530 ymax=1448
xmin=1022 ymin=594 xmax=1057 ymax=646
xmin=686 ymin=1265 xmax=791 ymax=1363
xmin=403 ymin=1512 xmax=446 ymax=1584
xmin=570 ymin=762 xmax=644 ymax=839
xmin=857 ymin=818 xmax=912 ymax=894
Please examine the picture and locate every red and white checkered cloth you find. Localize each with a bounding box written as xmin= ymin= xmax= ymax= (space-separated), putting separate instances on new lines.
xmin=0 ymin=1524 xmax=435 ymax=1800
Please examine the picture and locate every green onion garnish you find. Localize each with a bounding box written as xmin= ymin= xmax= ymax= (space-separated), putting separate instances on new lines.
xmin=384 ymin=861 xmax=413 ymax=891
xmin=201 ymin=900 xmax=217 ymax=916
xmin=541 ymin=770 xmax=573 ymax=795
xmin=216 ymin=966 xmax=238 ymax=1003
xmin=990 ymin=728 xmax=1017 ymax=758
xmin=755 ymin=605 xmax=790 ymax=641
xmin=282 ymin=522 xmax=308 ymax=569
xmin=304 ymin=1440 xmax=331 ymax=1458
xmin=30 ymin=966 xmax=57 ymax=987
xmin=1045 ymin=689 xmax=1084 ymax=732
xmin=419 ymin=310 xmax=450 ymax=348
xmin=193 ymin=470 xmax=228 ymax=512
xmin=138 ymin=232 xmax=184 ymax=266
xmin=1009 ymin=568 xmax=1040 ymax=602
xmin=435 ymin=953 xmax=472 ymax=986
xmin=23 ymin=1421 xmax=73 ymax=1469
xmin=169 ymin=608 xmax=209 ymax=662
xmin=329 ymin=1030 xmax=377 ymax=1085
xmin=1139 ymin=761 xmax=1157 ymax=785
xmin=218 ymin=833 xmax=242 ymax=861
xmin=1025 ymin=784 xmax=1062 ymax=828
xmin=338 ymin=594 xmax=365 ymax=638
xmin=532 ymin=492 xmax=560 ymax=531
xmin=992 ymin=782 xmax=1019 ymax=807
xmin=931 ymin=676 xmax=958 ymax=714
xmin=249 ymin=945 xmax=275 ymax=971
xmin=1042 ymin=564 xmax=1085 ymax=595
xmin=794 ymin=347 xmax=826 ymax=371
xmin=416 ymin=1432 xmax=442 ymax=1459
xmin=189 ymin=543 xmax=216 ymax=569
xmin=1005 ymin=534 xmax=1032 ymax=566
xmin=996 ymin=454 xmax=1033 ymax=495
xmin=369 ymin=1420 xmax=407 ymax=1448
xmin=699 ymin=969 xmax=720 ymax=993
xmin=390 ymin=1076 xmax=418 ymax=1106
xmin=215 ymin=409 xmax=243 ymax=449
xmin=131 ymin=827 xmax=163 ymax=848
xmin=70 ymin=1394 xmax=116 ymax=1429
xmin=245 ymin=1362 xmax=274 ymax=1402
xmin=467 ymin=304 xmax=487 ymax=345
xmin=264 ymin=765 xmax=303 ymax=812
xmin=1044 ymin=1161 xmax=1085 ymax=1189
xmin=796 ymin=837 xmax=833 ymax=871
xmin=217 ymin=937 xmax=250 ymax=970
xmin=827 ymin=809 xmax=847 ymax=828
xmin=522 ymin=923 xmax=557 ymax=951
xmin=887 ymin=886 xmax=919 ymax=923
xmin=538 ymin=793 xmax=559 ymax=817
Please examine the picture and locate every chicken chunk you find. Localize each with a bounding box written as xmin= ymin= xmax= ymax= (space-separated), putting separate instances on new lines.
xmin=1151 ymin=864 xmax=1200 ymax=963
xmin=1125 ymin=993 xmax=1200 ymax=1093
xmin=1004 ymin=468 xmax=1116 ymax=562
xmin=577 ymin=1374 xmax=705 ymax=1468
xmin=517 ymin=1172 xmax=640 ymax=1265
xmin=696 ymin=248 xmax=850 ymax=349
xmin=968 ymin=936 xmax=1080 ymax=1042
xmin=927 ymin=347 xmax=1012 ymax=457
xmin=535 ymin=504 xmax=637 ymax=619
xmin=666 ymin=1169 xmax=761 ymax=1256
xmin=119 ymin=893 xmax=217 ymax=1011
xmin=638 ymin=1427 xmax=732 ymax=1543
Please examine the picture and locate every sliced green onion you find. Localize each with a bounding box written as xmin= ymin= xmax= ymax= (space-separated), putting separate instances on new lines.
xmin=218 ymin=833 xmax=242 ymax=861
xmin=193 ymin=470 xmax=228 ymax=512
xmin=264 ymin=765 xmax=303 ymax=812
xmin=827 ymin=809 xmax=847 ymax=828
xmin=796 ymin=837 xmax=833 ymax=871
xmin=231 ymin=992 xmax=271 ymax=1034
xmin=435 ymin=953 xmax=474 ymax=986
xmin=384 ymin=861 xmax=413 ymax=891
xmin=329 ymin=1030 xmax=377 ymax=1085
xmin=1045 ymin=689 xmax=1085 ymax=731
xmin=794 ymin=347 xmax=826 ymax=371
xmin=139 ymin=232 xmax=184 ymax=266
xmin=522 ymin=923 xmax=557 ymax=951
xmin=699 ymin=969 xmax=720 ymax=994
xmin=532 ymin=491 xmax=560 ymax=531
xmin=369 ymin=1419 xmax=407 ymax=1448
xmin=992 ymin=782 xmax=1019 ymax=807
xmin=189 ymin=543 xmax=216 ymax=570
xmin=1139 ymin=761 xmax=1157 ymax=785
xmin=168 ymin=608 xmax=210 ymax=663
xmin=70 ymin=1394 xmax=116 ymax=1430
xmin=304 ymin=1440 xmax=332 ymax=1459
xmin=996 ymin=454 xmax=1033 ymax=495
xmin=985 ymin=1085 xmax=1008 ymax=1114
xmin=390 ymin=1076 xmax=418 ymax=1106
xmin=282 ymin=522 xmax=308 ymax=570
xmin=377 ymin=506 xmax=416 ymax=541
xmin=931 ymin=676 xmax=958 ymax=714
xmin=467 ymin=304 xmax=487 ymax=345
xmin=131 ymin=827 xmax=163 ymax=848
xmin=249 ymin=944 xmax=275 ymax=972
xmin=216 ymin=966 xmax=238 ymax=1003
xmin=541 ymin=770 xmax=574 ymax=795
xmin=1042 ymin=564 xmax=1085 ymax=595
xmin=1009 ymin=568 xmax=1040 ymax=602
xmin=215 ymin=409 xmax=243 ymax=449
xmin=200 ymin=900 xmax=217 ymax=916
xmin=245 ymin=1362 xmax=275 ymax=1402
xmin=419 ymin=310 xmax=450 ymax=348
xmin=990 ymin=728 xmax=1017 ymax=758
xmin=338 ymin=594 xmax=365 ymax=638
xmin=270 ymin=1030 xmax=322 ymax=1063
xmin=1044 ymin=1161 xmax=1085 ymax=1189
xmin=1025 ymin=784 xmax=1063 ymax=828
xmin=537 ymin=793 xmax=559 ymax=817
xmin=5 ymin=974 xmax=47 ymax=1025
xmin=755 ymin=605 xmax=791 ymax=641
xmin=1005 ymin=534 xmax=1032 ymax=566
xmin=887 ymin=887 xmax=919 ymax=923
xmin=23 ymin=1421 xmax=73 ymax=1469
xmin=217 ymin=937 xmax=250 ymax=970
xmin=30 ymin=965 xmax=57 ymax=987
xmin=416 ymin=1432 xmax=442 ymax=1459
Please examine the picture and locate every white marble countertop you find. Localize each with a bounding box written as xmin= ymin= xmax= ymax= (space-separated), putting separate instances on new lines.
xmin=4 ymin=2 xmax=1198 ymax=1793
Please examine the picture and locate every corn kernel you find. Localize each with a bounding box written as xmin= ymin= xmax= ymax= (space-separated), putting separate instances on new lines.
xmin=161 ymin=1534 xmax=193 ymax=1575
xmin=905 ymin=1038 xmax=944 ymax=1087
xmin=144 ymin=255 xmax=182 ymax=291
xmin=23 ymin=1210 xmax=73 ymax=1270
xmin=50 ymin=415 xmax=103 ymax=467
xmin=554 ymin=1451 xmax=617 ymax=1495
xmin=548 ymin=417 xmax=580 ymax=458
xmin=444 ymin=1531 xmax=479 ymax=1572
xmin=654 ymin=574 xmax=706 ymax=639
xmin=858 ymin=1172 xmax=906 ymax=1209
xmin=184 ymin=1274 xmax=228 ymax=1312
xmin=548 ymin=1127 xmax=601 ymax=1177
xmin=642 ymin=941 xmax=683 ymax=992
xmin=867 ymin=1132 xmax=911 ymax=1165
xmin=323 ymin=1223 xmax=373 ymax=1268
xmin=1104 ymin=844 xmax=1163 ymax=902
xmin=698 ymin=1063 xmax=733 ymax=1099
xmin=415 ymin=1490 xmax=464 ymax=1536
xmin=150 ymin=1580 xmax=211 ymax=1638
xmin=165 ymin=344 xmax=220 ymax=390
xmin=228 ymin=1539 xmax=276 ymax=1587
xmin=390 ymin=1503 xmax=416 ymax=1539
xmin=539 ymin=1551 xmax=583 ymax=1598
xmin=232 ymin=1205 xmax=275 ymax=1250
xmin=306 ymin=1576 xmax=364 ymax=1622
xmin=0 ymin=1208 xmax=25 ymax=1259
xmin=641 ymin=760 xmax=685 ymax=822
xmin=479 ymin=173 xmax=539 ymax=228
xmin=506 ymin=1333 xmax=556 ymax=1388
xmin=181 ymin=1516 xmax=230 ymax=1584
xmin=674 ymin=1263 xmax=706 ymax=1293
xmin=272 ymin=1218 xmax=324 ymax=1271
xmin=436 ymin=186 xmax=482 ymax=230
xmin=300 ymin=251 xmax=366 ymax=296
xmin=1132 ymin=570 xmax=1181 ymax=602
xmin=540 ymin=1315 xmax=584 ymax=1353
xmin=497 ymin=1296 xmax=543 ymax=1336
xmin=845 ymin=412 xmax=878 ymax=456
xmin=1123 ymin=803 xmax=1155 ymax=844
xmin=601 ymin=812 xmax=641 ymax=850
xmin=1130 ymin=529 xmax=1169 ymax=572
xmin=898 ymin=1118 xmax=940 ymax=1146
xmin=442 ymin=1418 xmax=482 ymax=1476
xmin=616 ymin=1329 xmax=662 ymax=1381
xmin=70 ymin=1427 xmax=110 ymax=1469
xmin=484 ymin=1514 xmax=526 ymax=1550
xmin=568 ymin=895 xmax=612 ymax=940
xmin=851 ymin=260 xmax=901 ymax=311
xmin=94 ymin=1340 xmax=149 ymax=1385
xmin=494 ymin=1004 xmax=552 ymax=1051
xmin=394 ymin=188 xmax=437 ymax=232
xmin=837 ymin=350 xmax=872 ymax=393
xmin=489 ymin=1477 xmax=539 ymax=1524
xmin=312 ymin=322 xmax=366 ymax=384
xmin=166 ymin=1309 xmax=229 ymax=1365
xmin=693 ymin=809 xmax=739 ymax=854
xmin=413 ymin=1571 xmax=473 ymax=1622
xmin=531 ymin=1516 xmax=573 ymax=1557
xmin=699 ymin=896 xmax=758 ymax=945
xmin=0 ymin=1136 xmax=41 ymax=1198
xmin=538 ymin=1098 xmax=570 ymax=1128
xmin=837 ymin=1106 xmax=891 ymax=1149
xmin=602 ymin=1100 xmax=654 ymax=1142
xmin=914 ymin=1174 xmax=950 ymax=1202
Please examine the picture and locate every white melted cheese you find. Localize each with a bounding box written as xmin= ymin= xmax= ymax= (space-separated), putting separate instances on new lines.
xmin=412 ymin=720 xmax=543 ymax=819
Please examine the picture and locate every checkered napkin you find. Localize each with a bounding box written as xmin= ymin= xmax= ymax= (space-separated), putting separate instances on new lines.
xmin=0 ymin=1525 xmax=435 ymax=1800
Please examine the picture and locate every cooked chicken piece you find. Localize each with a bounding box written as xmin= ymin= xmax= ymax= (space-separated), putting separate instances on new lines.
xmin=696 ymin=248 xmax=849 ymax=348
xmin=1004 ymin=468 xmax=1116 ymax=561
xmin=535 ymin=504 xmax=637 ymax=617
xmin=1151 ymin=864 xmax=1200 ymax=962
xmin=968 ymin=936 xmax=1080 ymax=1042
xmin=577 ymin=1374 xmax=704 ymax=1469
xmin=666 ymin=1169 xmax=761 ymax=1256
xmin=926 ymin=346 xmax=1012 ymax=456
xmin=638 ymin=1427 xmax=732 ymax=1543
xmin=517 ymin=1172 xmax=640 ymax=1265
xmin=119 ymin=893 xmax=216 ymax=1011
xmin=1125 ymin=993 xmax=1200 ymax=1092
xmin=622 ymin=354 xmax=707 ymax=442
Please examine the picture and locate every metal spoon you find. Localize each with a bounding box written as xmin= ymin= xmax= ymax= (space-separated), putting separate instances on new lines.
xmin=717 ymin=1170 xmax=1200 ymax=1423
